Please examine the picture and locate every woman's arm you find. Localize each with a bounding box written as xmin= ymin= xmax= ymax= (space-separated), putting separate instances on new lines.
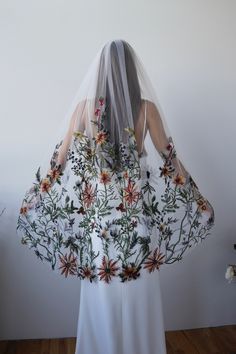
xmin=47 ymin=101 xmax=86 ymax=177
xmin=56 ymin=105 xmax=82 ymax=170
xmin=146 ymin=101 xmax=214 ymax=216
xmin=147 ymin=100 xmax=188 ymax=177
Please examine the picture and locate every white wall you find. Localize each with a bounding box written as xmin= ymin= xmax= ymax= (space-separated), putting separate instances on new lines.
xmin=0 ymin=0 xmax=236 ymax=340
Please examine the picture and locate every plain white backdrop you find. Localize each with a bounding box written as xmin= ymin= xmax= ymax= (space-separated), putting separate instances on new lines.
xmin=0 ymin=0 xmax=235 ymax=340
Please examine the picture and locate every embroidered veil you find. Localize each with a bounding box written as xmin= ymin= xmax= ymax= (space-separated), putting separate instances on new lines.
xmin=16 ymin=39 xmax=215 ymax=284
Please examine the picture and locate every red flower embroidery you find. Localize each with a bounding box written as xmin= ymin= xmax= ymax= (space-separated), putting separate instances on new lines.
xmin=80 ymin=265 xmax=94 ymax=280
xmin=82 ymin=183 xmax=96 ymax=208
xmin=166 ymin=143 xmax=173 ymax=151
xmin=48 ymin=167 xmax=61 ymax=182
xmin=95 ymin=108 xmax=101 ymax=116
xmin=123 ymin=180 xmax=140 ymax=205
xmin=58 ymin=252 xmax=78 ymax=277
xmin=97 ymin=256 xmax=119 ymax=283
xmin=99 ymin=97 xmax=105 ymax=106
xmin=143 ymin=248 xmax=165 ymax=273
xmin=100 ymin=170 xmax=111 ymax=184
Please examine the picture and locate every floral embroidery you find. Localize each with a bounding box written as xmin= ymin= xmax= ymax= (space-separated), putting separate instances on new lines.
xmin=97 ymin=256 xmax=120 ymax=283
xmin=197 ymin=197 xmax=208 ymax=212
xmin=40 ymin=178 xmax=51 ymax=193
xmin=82 ymin=183 xmax=96 ymax=208
xmin=99 ymin=170 xmax=111 ymax=184
xmin=17 ymin=96 xmax=215 ymax=284
xmin=143 ymin=247 xmax=165 ymax=273
xmin=20 ymin=206 xmax=28 ymax=215
xmin=159 ymin=165 xmax=173 ymax=179
xmin=116 ymin=203 xmax=126 ymax=212
xmin=59 ymin=252 xmax=78 ymax=277
xmin=172 ymin=173 xmax=186 ymax=186
xmin=95 ymin=108 xmax=101 ymax=116
xmin=123 ymin=179 xmax=140 ymax=206
xmin=95 ymin=131 xmax=107 ymax=145
xmin=98 ymin=96 xmax=105 ymax=106
xmin=79 ymin=264 xmax=97 ymax=282
xmin=119 ymin=263 xmax=141 ymax=282
xmin=48 ymin=167 xmax=61 ymax=182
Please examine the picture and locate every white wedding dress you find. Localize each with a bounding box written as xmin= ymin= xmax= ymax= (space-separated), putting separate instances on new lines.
xmin=74 ymin=269 xmax=167 ymax=354
xmin=74 ymin=154 xmax=167 ymax=354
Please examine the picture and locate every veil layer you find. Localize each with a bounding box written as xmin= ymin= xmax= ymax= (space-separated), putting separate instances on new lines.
xmin=17 ymin=39 xmax=215 ymax=283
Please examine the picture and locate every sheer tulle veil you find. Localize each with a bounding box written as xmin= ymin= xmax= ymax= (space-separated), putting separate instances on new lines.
xmin=17 ymin=39 xmax=215 ymax=280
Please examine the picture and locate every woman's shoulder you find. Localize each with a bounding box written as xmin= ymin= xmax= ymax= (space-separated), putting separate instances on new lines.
xmin=141 ymin=99 xmax=158 ymax=114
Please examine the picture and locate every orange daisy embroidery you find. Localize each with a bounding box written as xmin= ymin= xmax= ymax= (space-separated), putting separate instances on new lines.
xmin=143 ymin=247 xmax=165 ymax=273
xmin=173 ymin=173 xmax=186 ymax=186
xmin=100 ymin=170 xmax=111 ymax=184
xmin=40 ymin=178 xmax=51 ymax=192
xmin=58 ymin=252 xmax=78 ymax=277
xmin=97 ymin=256 xmax=119 ymax=283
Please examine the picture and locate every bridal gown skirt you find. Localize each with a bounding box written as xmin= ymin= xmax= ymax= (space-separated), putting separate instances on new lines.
xmin=74 ymin=270 xmax=167 ymax=354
